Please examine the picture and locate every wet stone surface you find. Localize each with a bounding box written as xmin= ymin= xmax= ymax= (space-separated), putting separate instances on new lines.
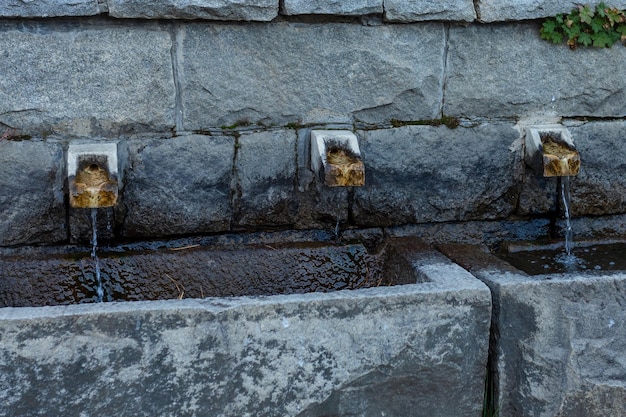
xmin=496 ymin=241 xmax=626 ymax=275
xmin=0 ymin=240 xmax=416 ymax=307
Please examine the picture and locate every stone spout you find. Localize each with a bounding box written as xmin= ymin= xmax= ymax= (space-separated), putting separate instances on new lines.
xmin=524 ymin=125 xmax=580 ymax=177
xmin=311 ymin=130 xmax=365 ymax=187
xmin=67 ymin=142 xmax=119 ymax=208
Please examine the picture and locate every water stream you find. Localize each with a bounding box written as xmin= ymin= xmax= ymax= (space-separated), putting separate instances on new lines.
xmin=91 ymin=208 xmax=104 ymax=302
xmin=556 ymin=176 xmax=579 ymax=268
xmin=561 ymin=176 xmax=574 ymax=255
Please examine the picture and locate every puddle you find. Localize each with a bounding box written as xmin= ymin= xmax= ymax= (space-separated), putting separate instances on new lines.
xmin=496 ymin=241 xmax=626 ymax=275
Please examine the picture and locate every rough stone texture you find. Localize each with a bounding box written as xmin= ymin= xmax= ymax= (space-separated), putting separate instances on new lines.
xmin=122 ymin=135 xmax=234 ymax=237
xmin=0 ymin=238 xmax=413 ymax=306
xmin=477 ymin=0 xmax=626 ymax=22
xmin=517 ymin=121 xmax=626 ymax=217
xmin=281 ymin=0 xmax=382 ymax=16
xmin=445 ymin=23 xmax=626 ymax=119
xmin=0 ymin=0 xmax=103 ymax=17
xmin=569 ymin=121 xmax=626 ymax=215
xmin=0 ymin=140 xmax=66 ymax=246
xmin=0 ymin=21 xmax=176 ymax=138
xmin=0 ymin=240 xmax=491 ymax=417
xmin=178 ymin=22 xmax=445 ymax=130
xmin=235 ymin=130 xmax=297 ymax=227
xmin=353 ymin=124 xmax=522 ymax=227
xmin=295 ymin=128 xmax=351 ymax=231
xmin=108 ymin=0 xmax=278 ymax=21
xmin=441 ymin=245 xmax=626 ymax=417
xmin=384 ymin=0 xmax=476 ymax=22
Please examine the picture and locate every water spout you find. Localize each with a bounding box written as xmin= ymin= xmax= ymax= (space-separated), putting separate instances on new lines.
xmin=524 ymin=124 xmax=580 ymax=177
xmin=311 ymin=130 xmax=365 ymax=187
xmin=68 ymin=142 xmax=120 ymax=208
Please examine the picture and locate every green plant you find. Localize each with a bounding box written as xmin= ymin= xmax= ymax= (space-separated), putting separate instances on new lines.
xmin=540 ymin=3 xmax=626 ymax=48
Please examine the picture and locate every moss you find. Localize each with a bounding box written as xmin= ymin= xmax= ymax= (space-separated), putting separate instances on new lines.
xmin=390 ymin=115 xmax=460 ymax=129
xmin=220 ymin=119 xmax=251 ymax=130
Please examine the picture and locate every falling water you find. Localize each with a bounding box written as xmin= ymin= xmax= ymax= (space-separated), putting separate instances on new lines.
xmin=561 ymin=176 xmax=574 ymax=255
xmin=555 ymin=176 xmax=582 ymax=270
xmin=91 ymin=208 xmax=104 ymax=302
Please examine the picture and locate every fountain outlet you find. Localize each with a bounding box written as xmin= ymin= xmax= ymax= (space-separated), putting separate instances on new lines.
xmin=524 ymin=124 xmax=580 ymax=177
xmin=310 ymin=130 xmax=365 ymax=187
xmin=67 ymin=142 xmax=120 ymax=208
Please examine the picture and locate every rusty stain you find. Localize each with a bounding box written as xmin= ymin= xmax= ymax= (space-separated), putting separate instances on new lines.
xmin=324 ymin=147 xmax=365 ymax=187
xmin=70 ymin=163 xmax=118 ymax=208
xmin=541 ymin=135 xmax=580 ymax=177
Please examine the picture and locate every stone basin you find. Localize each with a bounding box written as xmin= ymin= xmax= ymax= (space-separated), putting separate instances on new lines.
xmin=0 ymin=236 xmax=491 ymax=417
xmin=439 ymin=242 xmax=626 ymax=417
xmin=0 ymin=237 xmax=418 ymax=307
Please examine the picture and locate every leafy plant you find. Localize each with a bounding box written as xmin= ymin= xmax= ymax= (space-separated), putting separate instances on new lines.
xmin=540 ymin=2 xmax=626 ymax=48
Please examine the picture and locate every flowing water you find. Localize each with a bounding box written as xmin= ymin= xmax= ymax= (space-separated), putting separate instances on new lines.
xmin=556 ymin=176 xmax=577 ymax=268
xmin=91 ymin=208 xmax=104 ymax=302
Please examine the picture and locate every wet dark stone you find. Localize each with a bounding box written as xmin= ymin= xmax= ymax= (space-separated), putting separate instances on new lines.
xmin=0 ymin=239 xmax=417 ymax=307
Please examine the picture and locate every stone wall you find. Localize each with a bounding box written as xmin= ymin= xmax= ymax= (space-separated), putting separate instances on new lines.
xmin=2 ymin=0 xmax=626 ymax=244
xmin=1 ymin=2 xmax=626 ymax=416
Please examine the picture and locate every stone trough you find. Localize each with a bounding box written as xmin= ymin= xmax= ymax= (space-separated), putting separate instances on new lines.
xmin=439 ymin=241 xmax=626 ymax=417
xmin=0 ymin=236 xmax=492 ymax=417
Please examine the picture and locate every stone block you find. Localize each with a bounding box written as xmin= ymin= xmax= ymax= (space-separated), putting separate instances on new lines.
xmin=477 ymin=0 xmax=626 ymax=22
xmin=440 ymin=244 xmax=626 ymax=417
xmin=353 ymin=124 xmax=521 ymax=227
xmin=0 ymin=140 xmax=66 ymax=246
xmin=294 ymin=128 xmax=351 ymax=231
xmin=122 ymin=135 xmax=234 ymax=237
xmin=108 ymin=0 xmax=278 ymax=21
xmin=0 ymin=239 xmax=491 ymax=417
xmin=0 ymin=21 xmax=176 ymax=138
xmin=179 ymin=22 xmax=445 ymax=130
xmin=384 ymin=0 xmax=476 ymax=22
xmin=0 ymin=0 xmax=103 ymax=17
xmin=518 ymin=121 xmax=626 ymax=217
xmin=234 ymin=129 xmax=297 ymax=227
xmin=445 ymin=23 xmax=626 ymax=119
xmin=281 ymin=0 xmax=382 ymax=16
xmin=568 ymin=121 xmax=626 ymax=215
